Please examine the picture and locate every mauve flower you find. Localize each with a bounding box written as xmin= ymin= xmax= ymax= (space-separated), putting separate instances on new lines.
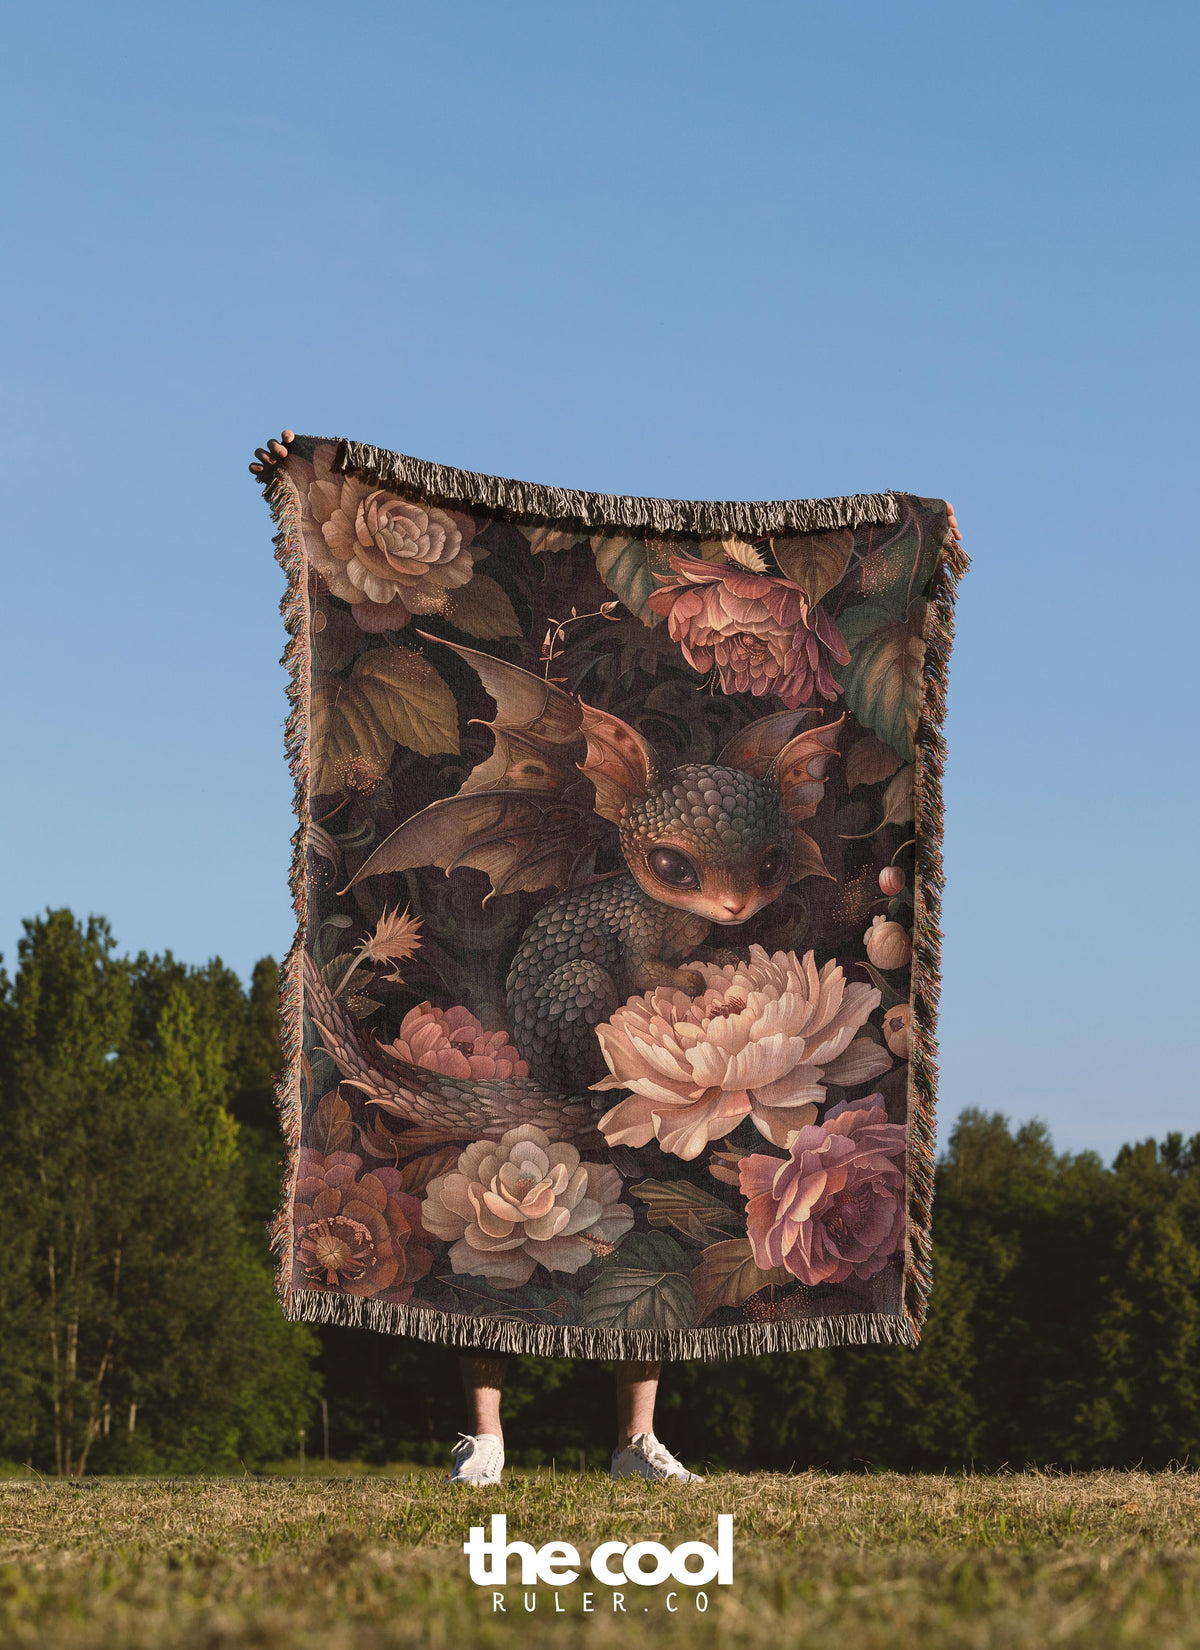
xmin=738 ymin=1098 xmax=907 ymax=1286
xmin=293 ymin=1148 xmax=432 ymax=1304
xmin=590 ymin=946 xmax=887 ymax=1160
xmin=421 ymin=1124 xmax=634 ymax=1288
xmin=647 ymin=557 xmax=850 ymax=708
xmin=302 ymin=443 xmax=478 ymax=632
xmin=382 ymin=1002 xmax=529 ymax=1080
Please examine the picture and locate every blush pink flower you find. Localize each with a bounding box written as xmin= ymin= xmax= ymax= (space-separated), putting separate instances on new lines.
xmin=382 ymin=1003 xmax=530 ymax=1081
xmin=738 ymin=1098 xmax=907 ymax=1286
xmin=421 ymin=1125 xmax=635 ymax=1288
xmin=301 ymin=442 xmax=478 ymax=632
xmin=647 ymin=557 xmax=850 ymax=708
xmin=292 ymin=1148 xmax=433 ymax=1305
xmin=590 ymin=946 xmax=888 ymax=1161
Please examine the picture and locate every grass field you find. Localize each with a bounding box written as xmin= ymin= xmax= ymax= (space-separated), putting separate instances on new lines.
xmin=2 ymin=1469 xmax=1199 ymax=1648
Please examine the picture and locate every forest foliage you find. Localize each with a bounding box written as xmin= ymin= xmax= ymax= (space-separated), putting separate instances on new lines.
xmin=0 ymin=910 xmax=319 ymax=1474
xmin=2 ymin=909 xmax=1198 ymax=1475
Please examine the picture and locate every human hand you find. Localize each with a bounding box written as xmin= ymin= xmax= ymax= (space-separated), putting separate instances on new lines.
xmin=249 ymin=430 xmax=295 ymax=478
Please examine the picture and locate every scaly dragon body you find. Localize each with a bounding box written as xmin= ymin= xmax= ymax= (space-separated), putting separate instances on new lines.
xmin=506 ymin=872 xmax=710 ymax=1092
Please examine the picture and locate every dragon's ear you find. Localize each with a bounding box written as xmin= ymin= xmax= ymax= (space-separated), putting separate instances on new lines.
xmin=578 ymin=703 xmax=659 ymax=823
xmin=716 ymin=709 xmax=815 ymax=777
xmin=770 ymin=715 xmax=845 ymax=825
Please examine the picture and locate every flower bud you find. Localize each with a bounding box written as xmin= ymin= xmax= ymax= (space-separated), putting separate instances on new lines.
xmin=864 ymin=915 xmax=912 ymax=970
xmin=878 ymin=866 xmax=906 ymax=897
xmin=882 ymin=1003 xmax=911 ymax=1058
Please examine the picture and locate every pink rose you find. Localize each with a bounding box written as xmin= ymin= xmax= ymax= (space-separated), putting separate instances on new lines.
xmin=647 ymin=557 xmax=850 ymax=708
xmin=738 ymin=1098 xmax=906 ymax=1285
xmin=383 ymin=1002 xmax=529 ymax=1081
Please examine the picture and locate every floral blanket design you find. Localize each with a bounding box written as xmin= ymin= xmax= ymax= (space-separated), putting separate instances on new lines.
xmin=263 ymin=440 xmax=966 ymax=1358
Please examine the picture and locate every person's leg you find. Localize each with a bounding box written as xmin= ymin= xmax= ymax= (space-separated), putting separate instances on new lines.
xmin=611 ymin=1361 xmax=703 ymax=1481
xmin=460 ymin=1355 xmax=508 ymax=1442
xmin=614 ymin=1359 xmax=661 ymax=1448
xmin=449 ymin=1355 xmax=508 ymax=1483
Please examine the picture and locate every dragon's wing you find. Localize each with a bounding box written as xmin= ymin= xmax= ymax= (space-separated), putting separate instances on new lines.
xmin=346 ymin=638 xmax=606 ymax=898
xmin=769 ymin=715 xmax=846 ymax=883
xmin=715 ymin=709 xmax=814 ymax=776
xmin=446 ymin=638 xmax=586 ymax=796
xmin=346 ymin=787 xmax=599 ymax=898
xmin=772 ymin=715 xmax=846 ymax=822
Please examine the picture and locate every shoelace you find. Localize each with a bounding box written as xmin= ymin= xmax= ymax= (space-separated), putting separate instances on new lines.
xmin=637 ymin=1434 xmax=680 ymax=1472
xmin=453 ymin=1432 xmax=502 ymax=1469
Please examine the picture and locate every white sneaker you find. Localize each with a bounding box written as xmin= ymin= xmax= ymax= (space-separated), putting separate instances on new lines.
xmin=447 ymin=1432 xmax=504 ymax=1485
xmin=610 ymin=1432 xmax=704 ymax=1483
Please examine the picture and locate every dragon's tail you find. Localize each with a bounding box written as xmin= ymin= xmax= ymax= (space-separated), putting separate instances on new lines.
xmin=302 ymin=955 xmax=603 ymax=1148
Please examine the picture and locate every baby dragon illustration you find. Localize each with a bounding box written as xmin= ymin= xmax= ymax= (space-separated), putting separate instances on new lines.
xmin=348 ymin=637 xmax=844 ymax=1097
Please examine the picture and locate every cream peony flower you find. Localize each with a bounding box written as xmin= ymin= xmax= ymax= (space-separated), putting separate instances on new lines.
xmin=420 ymin=1124 xmax=635 ymax=1288
xmin=590 ymin=946 xmax=887 ymax=1161
xmin=302 ymin=443 xmax=478 ymax=632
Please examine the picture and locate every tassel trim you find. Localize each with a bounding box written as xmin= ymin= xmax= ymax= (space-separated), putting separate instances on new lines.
xmin=904 ymin=519 xmax=970 ymax=1334
xmin=288 ymin=435 xmax=902 ymax=538
xmin=281 ymin=1286 xmax=918 ymax=1361
xmin=264 ymin=465 xmax=311 ymax=1309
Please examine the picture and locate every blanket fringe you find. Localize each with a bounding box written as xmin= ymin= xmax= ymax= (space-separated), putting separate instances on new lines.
xmin=321 ymin=437 xmax=901 ymax=538
xmin=280 ymin=1286 xmax=918 ymax=1360
xmin=264 ymin=466 xmax=311 ymax=1308
xmin=906 ymin=519 xmax=971 ymax=1333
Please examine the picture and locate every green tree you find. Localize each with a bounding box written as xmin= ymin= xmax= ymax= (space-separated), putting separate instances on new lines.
xmin=1072 ymin=1139 xmax=1200 ymax=1464
xmin=0 ymin=911 xmax=319 ymax=1474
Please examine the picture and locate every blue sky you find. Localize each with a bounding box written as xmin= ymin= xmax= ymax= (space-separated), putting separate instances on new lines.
xmin=2 ymin=1 xmax=1196 ymax=1156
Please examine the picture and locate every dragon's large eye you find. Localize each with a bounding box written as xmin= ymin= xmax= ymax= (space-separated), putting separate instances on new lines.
xmin=758 ymin=845 xmax=789 ymax=886
xmin=648 ymin=847 xmax=701 ymax=889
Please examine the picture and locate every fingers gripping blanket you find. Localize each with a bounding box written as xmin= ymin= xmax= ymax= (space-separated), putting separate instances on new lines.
xmin=261 ymin=438 xmax=967 ymax=1358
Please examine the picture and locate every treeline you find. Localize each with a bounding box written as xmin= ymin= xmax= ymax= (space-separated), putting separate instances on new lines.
xmin=3 ymin=911 xmax=1198 ymax=1474
xmin=0 ymin=911 xmax=319 ymax=1474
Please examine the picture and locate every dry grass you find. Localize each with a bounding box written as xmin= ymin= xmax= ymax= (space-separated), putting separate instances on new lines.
xmin=2 ymin=1470 xmax=1199 ymax=1648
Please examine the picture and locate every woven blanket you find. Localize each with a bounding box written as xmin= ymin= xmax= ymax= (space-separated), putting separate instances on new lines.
xmin=262 ymin=439 xmax=966 ymax=1359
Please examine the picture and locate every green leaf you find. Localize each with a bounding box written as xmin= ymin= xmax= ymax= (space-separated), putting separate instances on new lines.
xmin=853 ymin=531 xmax=943 ymax=624
xmin=353 ymin=648 xmax=460 ymax=758
xmin=630 ymin=1179 xmax=743 ymax=1243
xmin=439 ymin=1276 xmax=583 ymax=1325
xmin=580 ymin=1229 xmax=696 ymax=1329
xmin=306 ymin=1091 xmax=354 ymax=1156
xmin=580 ymin=1264 xmax=697 ymax=1331
xmin=880 ymin=764 xmax=915 ymax=826
xmin=592 ymin=534 xmax=667 ymax=628
xmin=606 ymin=1230 xmax=691 ymax=1271
xmin=309 ymin=679 xmax=393 ymax=797
xmin=312 ymin=599 xmax=362 ymax=673
xmin=835 ymin=600 xmax=928 ymax=762
xmin=771 ymin=529 xmax=854 ymax=606
xmin=309 ymin=647 xmax=460 ymax=793
xmin=845 ymin=733 xmax=904 ymax=792
xmin=690 ymin=1238 xmax=791 ymax=1325
xmin=443 ymin=573 xmax=521 ymax=639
